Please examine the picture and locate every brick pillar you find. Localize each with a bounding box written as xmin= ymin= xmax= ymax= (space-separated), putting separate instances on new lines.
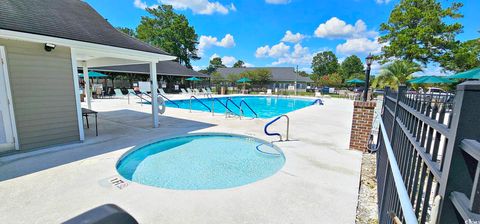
xmin=349 ymin=101 xmax=376 ymax=152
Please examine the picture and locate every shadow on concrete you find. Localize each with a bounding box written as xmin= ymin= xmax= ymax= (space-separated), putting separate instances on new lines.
xmin=0 ymin=109 xmax=216 ymax=181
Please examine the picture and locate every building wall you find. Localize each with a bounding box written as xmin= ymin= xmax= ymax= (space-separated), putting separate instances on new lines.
xmin=0 ymin=38 xmax=80 ymax=150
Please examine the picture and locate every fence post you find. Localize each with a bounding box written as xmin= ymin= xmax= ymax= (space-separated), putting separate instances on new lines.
xmin=437 ymin=81 xmax=480 ymax=223
xmin=389 ymin=85 xmax=407 ymax=144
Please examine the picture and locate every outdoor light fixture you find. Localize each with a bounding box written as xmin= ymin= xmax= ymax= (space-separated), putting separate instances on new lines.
xmin=44 ymin=43 xmax=56 ymax=52
xmin=363 ymin=53 xmax=374 ymax=101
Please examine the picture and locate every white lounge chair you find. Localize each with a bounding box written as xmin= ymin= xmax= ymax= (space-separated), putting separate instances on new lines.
xmin=114 ymin=89 xmax=125 ymax=98
xmin=266 ymin=89 xmax=272 ymax=95
xmin=158 ymin=88 xmax=167 ymax=96
xmin=193 ymin=89 xmax=200 ymax=95
xmin=206 ymin=87 xmax=213 ymax=94
xmin=187 ymin=88 xmax=194 ymax=95
xmin=180 ymin=88 xmax=188 ymax=95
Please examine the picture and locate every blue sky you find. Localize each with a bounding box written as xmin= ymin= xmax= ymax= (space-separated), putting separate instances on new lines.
xmin=85 ymin=0 xmax=479 ymax=74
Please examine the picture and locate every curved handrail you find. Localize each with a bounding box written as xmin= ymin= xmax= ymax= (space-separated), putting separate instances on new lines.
xmin=255 ymin=144 xmax=282 ymax=156
xmin=190 ymin=96 xmax=211 ymax=112
xmin=312 ymin=99 xmax=324 ymax=105
xmin=239 ymin=100 xmax=258 ymax=118
xmin=211 ymin=98 xmax=238 ymax=115
xmin=264 ymin=115 xmax=289 ymax=141
xmin=158 ymin=92 xmax=180 ymax=108
xmin=225 ymin=98 xmax=241 ymax=111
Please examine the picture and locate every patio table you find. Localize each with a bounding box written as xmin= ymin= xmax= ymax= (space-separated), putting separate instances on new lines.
xmin=82 ymin=108 xmax=98 ymax=136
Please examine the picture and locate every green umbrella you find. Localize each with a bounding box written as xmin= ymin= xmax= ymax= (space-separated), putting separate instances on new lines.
xmin=186 ymin=76 xmax=201 ymax=81
xmin=236 ymin=77 xmax=252 ymax=83
xmin=346 ymin=78 xmax=365 ymax=84
xmin=447 ymin=68 xmax=480 ymax=80
xmin=407 ymin=76 xmax=453 ymax=84
xmin=236 ymin=77 xmax=251 ymax=94
xmin=79 ymin=71 xmax=108 ymax=78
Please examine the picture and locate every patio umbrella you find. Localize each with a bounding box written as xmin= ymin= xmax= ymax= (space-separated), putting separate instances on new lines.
xmin=447 ymin=67 xmax=480 ymax=80
xmin=236 ymin=77 xmax=252 ymax=93
xmin=346 ymin=78 xmax=365 ymax=84
xmin=407 ymin=76 xmax=453 ymax=84
xmin=79 ymin=71 xmax=108 ymax=78
xmin=186 ymin=76 xmax=201 ymax=88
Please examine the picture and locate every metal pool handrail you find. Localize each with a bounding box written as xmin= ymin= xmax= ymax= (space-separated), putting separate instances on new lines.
xmin=312 ymin=99 xmax=324 ymax=105
xmin=189 ymin=96 xmax=211 ymax=112
xmin=239 ymin=100 xmax=258 ymax=118
xmin=159 ymin=92 xmax=180 ymax=108
xmin=264 ymin=115 xmax=289 ymax=141
xmin=211 ymin=98 xmax=238 ymax=116
xmin=225 ymin=98 xmax=241 ymax=111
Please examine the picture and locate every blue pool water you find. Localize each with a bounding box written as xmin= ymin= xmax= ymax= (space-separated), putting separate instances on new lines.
xmin=165 ymin=96 xmax=317 ymax=118
xmin=116 ymin=134 xmax=285 ymax=190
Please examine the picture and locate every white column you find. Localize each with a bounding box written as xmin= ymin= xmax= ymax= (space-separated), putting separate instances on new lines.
xmin=150 ymin=61 xmax=159 ymax=128
xmin=70 ymin=49 xmax=85 ymax=141
xmin=82 ymin=62 xmax=91 ymax=109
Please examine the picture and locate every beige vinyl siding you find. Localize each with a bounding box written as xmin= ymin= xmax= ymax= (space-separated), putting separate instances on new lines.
xmin=0 ymin=38 xmax=80 ymax=150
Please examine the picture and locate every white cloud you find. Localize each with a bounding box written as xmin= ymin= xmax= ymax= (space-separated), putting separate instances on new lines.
xmin=266 ymin=0 xmax=291 ymax=4
xmin=281 ymin=31 xmax=306 ymax=43
xmin=314 ymin=17 xmax=377 ymax=39
xmin=209 ymin=54 xmax=253 ymax=67
xmin=158 ymin=0 xmax=233 ymax=15
xmin=198 ymin=34 xmax=236 ymax=56
xmin=375 ymin=0 xmax=392 ymax=4
xmin=244 ymin=62 xmax=254 ymax=67
xmin=133 ymin=0 xmax=158 ymax=9
xmin=229 ymin=3 xmax=237 ymax=11
xmin=336 ymin=37 xmax=383 ymax=55
xmin=255 ymin=42 xmax=290 ymax=58
xmin=272 ymin=43 xmax=314 ymax=65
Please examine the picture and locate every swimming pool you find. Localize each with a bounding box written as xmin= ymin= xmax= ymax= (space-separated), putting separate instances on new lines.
xmin=165 ymin=96 xmax=319 ymax=118
xmin=116 ymin=134 xmax=285 ymax=190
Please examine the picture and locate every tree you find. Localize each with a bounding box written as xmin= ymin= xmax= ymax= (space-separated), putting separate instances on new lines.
xmin=206 ymin=57 xmax=226 ymax=74
xmin=298 ymin=71 xmax=309 ymax=77
xmin=439 ymin=38 xmax=480 ymax=72
xmin=372 ymin=60 xmax=422 ymax=90
xmin=311 ymin=51 xmax=339 ymax=85
xmin=137 ymin=5 xmax=200 ymax=68
xmin=116 ymin=27 xmax=136 ymax=37
xmin=233 ymin=60 xmax=246 ymax=68
xmin=378 ymin=0 xmax=463 ymax=67
xmin=317 ymin=73 xmax=343 ymax=87
xmin=210 ymin=71 xmax=224 ymax=85
xmin=226 ymin=73 xmax=240 ymax=85
xmin=244 ymin=69 xmax=272 ymax=86
xmin=340 ymin=55 xmax=364 ymax=82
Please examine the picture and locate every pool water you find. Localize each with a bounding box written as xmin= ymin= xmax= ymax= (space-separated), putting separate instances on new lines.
xmin=116 ymin=134 xmax=285 ymax=190
xmin=165 ymin=96 xmax=317 ymax=118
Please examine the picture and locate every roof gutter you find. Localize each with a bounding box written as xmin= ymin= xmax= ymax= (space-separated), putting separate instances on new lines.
xmin=0 ymin=29 xmax=176 ymax=62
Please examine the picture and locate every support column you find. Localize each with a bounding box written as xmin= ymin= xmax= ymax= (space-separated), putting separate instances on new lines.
xmin=150 ymin=61 xmax=159 ymax=128
xmin=70 ymin=49 xmax=85 ymax=141
xmin=349 ymin=101 xmax=377 ymax=152
xmin=82 ymin=62 xmax=91 ymax=109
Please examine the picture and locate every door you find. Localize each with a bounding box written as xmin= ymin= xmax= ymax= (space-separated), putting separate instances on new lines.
xmin=0 ymin=46 xmax=16 ymax=152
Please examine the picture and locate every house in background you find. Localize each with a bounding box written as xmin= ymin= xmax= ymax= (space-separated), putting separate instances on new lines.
xmin=92 ymin=60 xmax=209 ymax=92
xmin=0 ymin=0 xmax=174 ymax=152
xmin=216 ymin=67 xmax=313 ymax=92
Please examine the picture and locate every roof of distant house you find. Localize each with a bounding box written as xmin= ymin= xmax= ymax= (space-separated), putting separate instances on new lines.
xmin=0 ymin=0 xmax=169 ymax=55
xmin=92 ymin=61 xmax=209 ymax=78
xmin=216 ymin=67 xmax=313 ymax=82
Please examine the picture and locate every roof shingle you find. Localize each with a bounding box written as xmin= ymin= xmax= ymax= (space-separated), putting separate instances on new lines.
xmin=0 ymin=0 xmax=169 ymax=55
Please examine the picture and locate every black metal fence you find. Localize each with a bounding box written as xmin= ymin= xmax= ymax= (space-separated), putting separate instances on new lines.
xmin=376 ymin=81 xmax=480 ymax=223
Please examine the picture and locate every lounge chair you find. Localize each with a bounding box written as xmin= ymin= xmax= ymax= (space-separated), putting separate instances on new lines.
xmin=187 ymin=88 xmax=194 ymax=95
xmin=158 ymin=88 xmax=167 ymax=96
xmin=127 ymin=89 xmax=137 ymax=95
xmin=206 ymin=87 xmax=213 ymax=94
xmin=201 ymin=88 xmax=211 ymax=97
xmin=193 ymin=89 xmax=200 ymax=95
xmin=266 ymin=89 xmax=273 ymax=95
xmin=180 ymin=88 xmax=188 ymax=95
xmin=114 ymin=89 xmax=125 ymax=98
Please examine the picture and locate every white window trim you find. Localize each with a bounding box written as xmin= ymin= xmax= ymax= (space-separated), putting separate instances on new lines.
xmin=0 ymin=46 xmax=19 ymax=150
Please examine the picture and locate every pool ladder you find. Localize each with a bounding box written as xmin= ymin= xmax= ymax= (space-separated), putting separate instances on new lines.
xmin=189 ymin=96 xmax=211 ymax=112
xmin=264 ymin=114 xmax=289 ymax=141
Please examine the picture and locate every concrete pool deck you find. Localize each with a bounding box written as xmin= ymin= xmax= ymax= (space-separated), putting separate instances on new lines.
xmin=0 ymin=96 xmax=362 ymax=224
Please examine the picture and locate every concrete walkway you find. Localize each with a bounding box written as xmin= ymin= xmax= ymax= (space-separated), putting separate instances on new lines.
xmin=0 ymin=97 xmax=362 ymax=224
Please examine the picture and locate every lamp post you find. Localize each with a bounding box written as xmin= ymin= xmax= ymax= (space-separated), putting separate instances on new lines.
xmin=363 ymin=53 xmax=374 ymax=102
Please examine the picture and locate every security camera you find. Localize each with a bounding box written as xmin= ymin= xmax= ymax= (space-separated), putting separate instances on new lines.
xmin=44 ymin=43 xmax=56 ymax=52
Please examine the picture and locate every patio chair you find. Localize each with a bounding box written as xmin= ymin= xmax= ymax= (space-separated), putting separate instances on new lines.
xmin=266 ymin=89 xmax=273 ymax=95
xmin=187 ymin=88 xmax=194 ymax=95
xmin=193 ymin=89 xmax=200 ymax=95
xmin=127 ymin=89 xmax=136 ymax=95
xmin=114 ymin=89 xmax=125 ymax=98
xmin=206 ymin=87 xmax=213 ymax=94
xmin=180 ymin=88 xmax=188 ymax=95
xmin=158 ymin=88 xmax=167 ymax=96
